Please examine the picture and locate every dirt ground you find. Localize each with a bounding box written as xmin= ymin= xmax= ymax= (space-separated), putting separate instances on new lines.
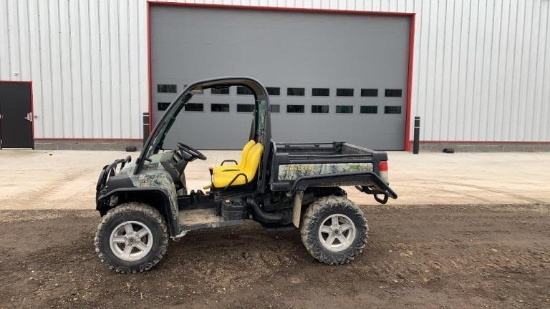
xmin=1 ymin=203 xmax=548 ymax=309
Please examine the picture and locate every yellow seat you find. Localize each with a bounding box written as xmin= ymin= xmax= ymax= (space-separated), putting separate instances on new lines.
xmin=212 ymin=143 xmax=264 ymax=188
xmin=212 ymin=140 xmax=256 ymax=174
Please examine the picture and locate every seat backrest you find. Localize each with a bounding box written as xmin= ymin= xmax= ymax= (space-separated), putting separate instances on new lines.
xmin=239 ymin=140 xmax=256 ymax=167
xmin=242 ymin=143 xmax=264 ymax=180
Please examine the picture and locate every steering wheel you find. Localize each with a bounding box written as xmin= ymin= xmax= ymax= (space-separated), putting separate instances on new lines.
xmin=177 ymin=143 xmax=207 ymax=160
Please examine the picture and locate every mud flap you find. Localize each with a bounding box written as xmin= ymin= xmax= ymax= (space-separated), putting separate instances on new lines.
xmin=292 ymin=191 xmax=303 ymax=228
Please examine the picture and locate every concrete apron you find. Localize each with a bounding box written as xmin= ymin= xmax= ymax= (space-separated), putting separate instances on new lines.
xmin=0 ymin=150 xmax=549 ymax=210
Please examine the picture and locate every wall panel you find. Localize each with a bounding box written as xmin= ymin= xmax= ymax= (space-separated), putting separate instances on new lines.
xmin=0 ymin=0 xmax=548 ymax=142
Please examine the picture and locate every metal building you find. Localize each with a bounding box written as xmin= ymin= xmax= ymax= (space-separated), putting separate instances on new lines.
xmin=0 ymin=0 xmax=549 ymax=151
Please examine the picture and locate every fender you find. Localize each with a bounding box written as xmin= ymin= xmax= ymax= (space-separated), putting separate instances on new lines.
xmin=288 ymin=171 xmax=398 ymax=199
xmin=97 ymin=188 xmax=180 ymax=237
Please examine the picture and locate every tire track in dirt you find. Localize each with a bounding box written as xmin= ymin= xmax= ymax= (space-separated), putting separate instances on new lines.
xmin=400 ymin=183 xmax=496 ymax=203
xmin=407 ymin=180 xmax=546 ymax=204
xmin=2 ymin=167 xmax=94 ymax=209
xmin=445 ymin=181 xmax=547 ymax=204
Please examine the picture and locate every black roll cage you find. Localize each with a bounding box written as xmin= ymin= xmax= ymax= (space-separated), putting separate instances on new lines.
xmin=135 ymin=77 xmax=273 ymax=193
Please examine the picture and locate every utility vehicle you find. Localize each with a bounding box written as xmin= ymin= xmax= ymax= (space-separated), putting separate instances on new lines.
xmin=94 ymin=77 xmax=397 ymax=273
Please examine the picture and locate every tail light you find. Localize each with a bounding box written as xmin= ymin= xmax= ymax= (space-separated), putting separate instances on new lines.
xmin=379 ymin=161 xmax=389 ymax=184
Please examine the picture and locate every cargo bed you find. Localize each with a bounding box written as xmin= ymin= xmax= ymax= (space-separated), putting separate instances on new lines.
xmin=269 ymin=142 xmax=397 ymax=200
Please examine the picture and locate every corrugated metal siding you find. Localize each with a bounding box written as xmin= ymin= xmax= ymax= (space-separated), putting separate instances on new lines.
xmin=0 ymin=0 xmax=145 ymax=139
xmin=0 ymin=0 xmax=549 ymax=141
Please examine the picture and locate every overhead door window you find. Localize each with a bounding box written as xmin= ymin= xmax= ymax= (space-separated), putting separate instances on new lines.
xmin=312 ymin=88 xmax=330 ymax=97
xmin=267 ymin=87 xmax=280 ymax=96
xmin=385 ymin=89 xmax=402 ymax=97
xmin=185 ymin=103 xmax=204 ymax=112
xmin=211 ymin=103 xmax=230 ymax=112
xmin=287 ymin=105 xmax=305 ymax=113
xmin=384 ymin=106 xmax=402 ymax=114
xmin=361 ymin=89 xmax=378 ymax=97
xmin=312 ymin=105 xmax=329 ymax=113
xmin=157 ymin=102 xmax=170 ymax=111
xmin=336 ymin=88 xmax=354 ymax=97
xmin=336 ymin=105 xmax=353 ymax=113
xmin=360 ymin=106 xmax=378 ymax=114
xmin=237 ymin=86 xmax=254 ymax=95
xmin=270 ymin=105 xmax=280 ymax=113
xmin=287 ymin=88 xmax=305 ymax=96
xmin=211 ymin=87 xmax=230 ymax=95
xmin=157 ymin=84 xmax=177 ymax=93
xmin=237 ymin=104 xmax=255 ymax=112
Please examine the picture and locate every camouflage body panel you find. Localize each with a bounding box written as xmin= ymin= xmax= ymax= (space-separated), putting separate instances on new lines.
xmin=277 ymin=163 xmax=374 ymax=181
xmin=121 ymin=161 xmax=179 ymax=218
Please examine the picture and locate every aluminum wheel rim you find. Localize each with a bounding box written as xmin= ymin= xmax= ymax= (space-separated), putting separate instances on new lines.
xmin=318 ymin=214 xmax=356 ymax=252
xmin=109 ymin=221 xmax=153 ymax=262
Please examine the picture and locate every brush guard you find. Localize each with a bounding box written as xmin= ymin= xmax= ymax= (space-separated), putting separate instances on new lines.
xmin=96 ymin=156 xmax=132 ymax=193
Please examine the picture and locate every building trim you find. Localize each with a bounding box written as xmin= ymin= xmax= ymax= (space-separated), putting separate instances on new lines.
xmin=420 ymin=140 xmax=550 ymax=144
xmin=405 ymin=14 xmax=416 ymax=152
xmin=147 ymin=3 xmax=154 ymax=131
xmin=33 ymin=138 xmax=143 ymax=141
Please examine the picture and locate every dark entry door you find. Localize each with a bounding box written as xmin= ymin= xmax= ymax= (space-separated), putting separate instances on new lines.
xmin=0 ymin=82 xmax=33 ymax=148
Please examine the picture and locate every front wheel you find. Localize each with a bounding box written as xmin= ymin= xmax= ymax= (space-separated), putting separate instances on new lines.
xmin=301 ymin=196 xmax=368 ymax=265
xmin=94 ymin=203 xmax=169 ymax=273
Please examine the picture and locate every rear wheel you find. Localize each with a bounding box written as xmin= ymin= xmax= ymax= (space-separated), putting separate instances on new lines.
xmin=94 ymin=203 xmax=168 ymax=273
xmin=301 ymin=196 xmax=368 ymax=265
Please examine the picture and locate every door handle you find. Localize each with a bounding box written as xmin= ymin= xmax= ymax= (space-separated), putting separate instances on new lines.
xmin=0 ymin=114 xmax=3 ymax=119
xmin=25 ymin=112 xmax=33 ymax=122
